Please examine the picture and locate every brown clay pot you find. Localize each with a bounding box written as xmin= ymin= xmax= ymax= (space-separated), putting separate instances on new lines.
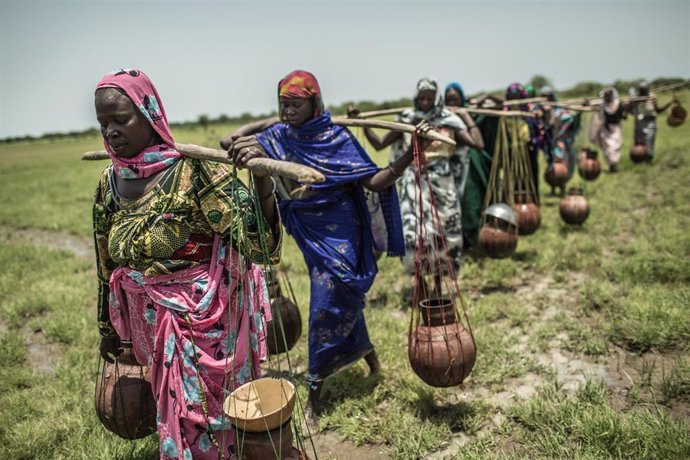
xmin=419 ymin=297 xmax=457 ymax=327
xmin=478 ymin=217 xmax=518 ymax=259
xmin=545 ymin=159 xmax=568 ymax=187
xmin=234 ymin=418 xmax=297 ymax=460
xmin=408 ymin=306 xmax=476 ymax=387
xmin=667 ymin=103 xmax=687 ymax=127
xmin=513 ymin=191 xmax=541 ymax=236
xmin=559 ymin=188 xmax=590 ymax=225
xmin=578 ymin=148 xmax=601 ymax=181
xmin=266 ymin=296 xmax=302 ymax=355
xmin=629 ymin=144 xmax=648 ymax=163
xmin=95 ymin=346 xmax=157 ymax=439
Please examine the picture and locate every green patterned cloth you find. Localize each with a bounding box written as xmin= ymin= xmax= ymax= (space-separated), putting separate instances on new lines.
xmin=93 ymin=158 xmax=281 ymax=336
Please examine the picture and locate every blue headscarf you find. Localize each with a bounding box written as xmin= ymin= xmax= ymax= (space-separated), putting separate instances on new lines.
xmin=444 ymin=82 xmax=466 ymax=107
xmin=256 ymin=112 xmax=405 ymax=257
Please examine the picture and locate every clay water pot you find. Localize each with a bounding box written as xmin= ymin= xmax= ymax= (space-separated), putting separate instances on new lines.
xmin=513 ymin=191 xmax=541 ymax=236
xmin=559 ymin=188 xmax=590 ymax=225
xmin=408 ymin=298 xmax=476 ymax=387
xmin=224 ymin=378 xmax=304 ymax=458
xmin=232 ymin=419 xmax=300 ymax=460
xmin=95 ymin=345 xmax=157 ymax=439
xmin=419 ymin=297 xmax=457 ymax=327
xmin=478 ymin=204 xmax=518 ymax=259
xmin=630 ymin=144 xmax=648 ymax=163
xmin=545 ymin=158 xmax=568 ymax=187
xmin=266 ymin=296 xmax=302 ymax=355
xmin=667 ymin=103 xmax=687 ymax=127
xmin=578 ymin=148 xmax=601 ymax=181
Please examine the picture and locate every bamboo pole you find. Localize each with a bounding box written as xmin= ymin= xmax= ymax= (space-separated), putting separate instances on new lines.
xmin=82 ymin=143 xmax=326 ymax=184
xmin=332 ymin=117 xmax=456 ymax=146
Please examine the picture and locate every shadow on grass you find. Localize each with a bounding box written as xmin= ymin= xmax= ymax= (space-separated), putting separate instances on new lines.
xmin=512 ymin=249 xmax=538 ymax=263
xmin=559 ymin=224 xmax=588 ymax=237
xmin=479 ymin=284 xmax=517 ymax=295
xmin=320 ymin=369 xmax=384 ymax=413
xmin=541 ymin=193 xmax=565 ymax=206
xmin=367 ymin=290 xmax=390 ymax=309
xmin=414 ymin=389 xmax=477 ymax=432
xmin=263 ymin=366 xmax=306 ymax=381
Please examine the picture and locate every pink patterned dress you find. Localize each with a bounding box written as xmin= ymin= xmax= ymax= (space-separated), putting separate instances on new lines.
xmin=94 ymin=158 xmax=281 ymax=459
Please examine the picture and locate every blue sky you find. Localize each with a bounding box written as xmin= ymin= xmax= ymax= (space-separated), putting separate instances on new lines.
xmin=1 ymin=0 xmax=688 ymax=138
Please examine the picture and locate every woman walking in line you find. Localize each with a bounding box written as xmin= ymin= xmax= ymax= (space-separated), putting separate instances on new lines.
xmin=93 ymin=68 xmax=281 ymax=458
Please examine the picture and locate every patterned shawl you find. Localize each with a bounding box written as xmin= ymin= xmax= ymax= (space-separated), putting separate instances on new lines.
xmin=257 ymin=113 xmax=405 ymax=256
xmin=96 ymin=69 xmax=181 ymax=178
xmin=399 ymin=78 xmax=465 ymax=130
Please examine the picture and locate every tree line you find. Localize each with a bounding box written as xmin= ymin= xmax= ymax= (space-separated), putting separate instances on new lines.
xmin=1 ymin=76 xmax=684 ymax=145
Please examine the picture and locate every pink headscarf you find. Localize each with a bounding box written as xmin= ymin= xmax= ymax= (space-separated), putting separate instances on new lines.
xmin=96 ymin=69 xmax=181 ymax=178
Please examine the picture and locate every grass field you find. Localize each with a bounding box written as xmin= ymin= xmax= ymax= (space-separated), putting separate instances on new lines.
xmin=0 ymin=91 xmax=688 ymax=459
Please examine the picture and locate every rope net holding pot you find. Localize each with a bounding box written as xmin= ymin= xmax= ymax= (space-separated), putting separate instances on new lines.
xmin=507 ymin=117 xmax=541 ymax=236
xmin=407 ymin=135 xmax=477 ymax=388
xmin=95 ymin=343 xmax=157 ymax=440
xmin=221 ymin=171 xmax=316 ymax=459
xmin=575 ymin=110 xmax=602 ymax=182
xmin=478 ymin=118 xmax=519 ymax=258
xmin=262 ymin=263 xmax=303 ymax=356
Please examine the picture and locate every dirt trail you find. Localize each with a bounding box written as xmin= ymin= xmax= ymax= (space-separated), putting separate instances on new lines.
xmin=303 ymin=432 xmax=392 ymax=460
xmin=0 ymin=225 xmax=93 ymax=259
xmin=428 ymin=269 xmax=689 ymax=459
xmin=0 ymin=225 xmax=93 ymax=375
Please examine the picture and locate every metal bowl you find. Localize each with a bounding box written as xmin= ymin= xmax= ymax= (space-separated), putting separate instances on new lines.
xmin=483 ymin=203 xmax=518 ymax=227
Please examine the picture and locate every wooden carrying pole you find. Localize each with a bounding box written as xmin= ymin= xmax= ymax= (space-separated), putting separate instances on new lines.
xmin=535 ymin=102 xmax=595 ymax=112
xmin=556 ymin=91 xmax=684 ymax=108
xmin=345 ymin=107 xmax=405 ymax=118
xmin=82 ymin=143 xmax=326 ymax=184
xmin=649 ymin=80 xmax=690 ymax=93
xmin=332 ymin=117 xmax=455 ymax=146
xmin=447 ymin=107 xmax=536 ymax=118
xmin=501 ymin=97 xmax=548 ymax=106
xmin=350 ymin=107 xmax=535 ymax=120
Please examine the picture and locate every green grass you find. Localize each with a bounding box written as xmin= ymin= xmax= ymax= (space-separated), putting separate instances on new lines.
xmin=0 ymin=241 xmax=159 ymax=459
xmin=507 ymin=380 xmax=690 ymax=460
xmin=0 ymin=91 xmax=688 ymax=458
